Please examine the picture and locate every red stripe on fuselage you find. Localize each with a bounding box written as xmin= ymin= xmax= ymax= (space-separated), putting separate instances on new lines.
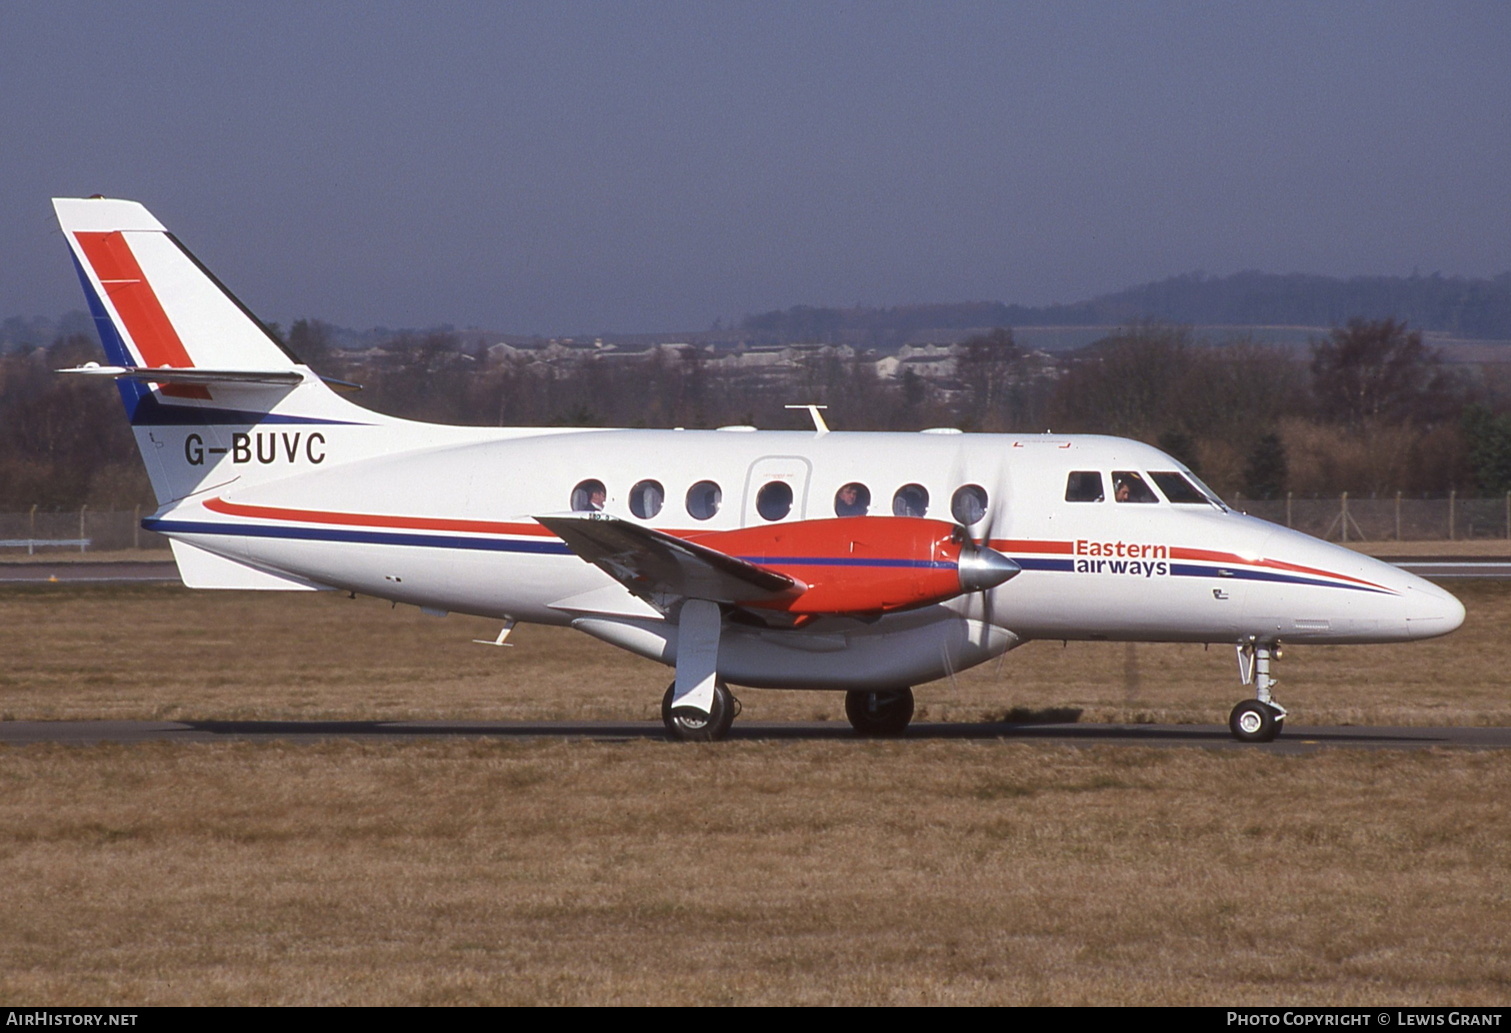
xmin=989 ymin=538 xmax=1073 ymax=555
xmin=203 ymin=497 xmax=556 ymax=537
xmin=199 ymin=501 xmax=1390 ymax=593
xmin=1168 ymin=545 xmax=1385 ymax=590
xmin=74 ymin=231 xmax=209 ymax=400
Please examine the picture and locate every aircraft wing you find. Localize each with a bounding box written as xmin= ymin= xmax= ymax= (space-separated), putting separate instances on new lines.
xmin=535 ymin=513 xmax=799 ymax=613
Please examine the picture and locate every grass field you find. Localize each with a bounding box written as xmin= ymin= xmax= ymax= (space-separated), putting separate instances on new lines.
xmin=1 ymin=580 xmax=1508 ymax=728
xmin=0 ymin=581 xmax=1508 ymax=1005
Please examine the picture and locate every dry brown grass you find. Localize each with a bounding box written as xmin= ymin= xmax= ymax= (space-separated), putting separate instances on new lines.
xmin=2 ymin=585 xmax=1509 ymax=1004
xmin=0 ymin=739 xmax=1506 ymax=1005
xmin=1 ymin=580 xmax=1507 ymax=729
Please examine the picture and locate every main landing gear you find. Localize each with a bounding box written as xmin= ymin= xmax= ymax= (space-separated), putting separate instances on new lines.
xmin=1230 ymin=638 xmax=1287 ymax=743
xmin=845 ymin=687 xmax=915 ymax=737
xmin=662 ymin=680 xmax=738 ymax=742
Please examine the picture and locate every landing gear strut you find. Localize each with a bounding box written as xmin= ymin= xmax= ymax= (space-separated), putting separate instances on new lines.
xmin=1230 ymin=638 xmax=1286 ymax=743
xmin=845 ymin=687 xmax=915 ymax=737
xmin=662 ymin=680 xmax=738 ymax=742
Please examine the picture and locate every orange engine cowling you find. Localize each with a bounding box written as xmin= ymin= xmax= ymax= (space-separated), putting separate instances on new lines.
xmin=688 ymin=516 xmax=1018 ymax=615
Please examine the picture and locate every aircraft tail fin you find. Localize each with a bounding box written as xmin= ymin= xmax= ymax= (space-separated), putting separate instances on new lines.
xmin=54 ymin=197 xmax=305 ymax=378
xmin=52 ymin=196 xmax=384 ymax=505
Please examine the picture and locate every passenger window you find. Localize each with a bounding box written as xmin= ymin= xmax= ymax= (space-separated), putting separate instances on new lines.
xmin=630 ymin=479 xmax=665 ymax=519
xmin=686 ymin=480 xmax=721 ymax=520
xmin=1112 ymin=471 xmax=1158 ymax=504
xmin=1065 ymin=471 xmax=1103 ymax=502
xmin=951 ymin=484 xmax=988 ymax=526
xmin=1149 ymin=471 xmax=1208 ymax=505
xmin=834 ymin=482 xmax=870 ymax=517
xmin=571 ymin=479 xmax=607 ymax=512
xmin=757 ymin=481 xmax=794 ymax=521
xmin=893 ymin=483 xmax=929 ymax=518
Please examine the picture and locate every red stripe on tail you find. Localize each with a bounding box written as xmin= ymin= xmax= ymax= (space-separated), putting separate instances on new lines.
xmin=74 ymin=231 xmax=210 ymax=399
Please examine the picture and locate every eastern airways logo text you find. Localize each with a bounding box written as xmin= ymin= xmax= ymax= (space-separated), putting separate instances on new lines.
xmin=1074 ymin=539 xmax=1169 ymax=578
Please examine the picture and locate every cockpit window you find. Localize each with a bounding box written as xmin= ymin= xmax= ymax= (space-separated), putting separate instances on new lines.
xmin=1184 ymin=470 xmax=1229 ymax=510
xmin=1112 ymin=472 xmax=1158 ymax=503
xmin=1065 ymin=471 xmax=1103 ymax=502
xmin=1149 ymin=471 xmax=1208 ymax=505
xmin=571 ymin=479 xmax=607 ymax=511
xmin=834 ymin=482 xmax=870 ymax=517
xmin=893 ymin=483 xmax=929 ymax=518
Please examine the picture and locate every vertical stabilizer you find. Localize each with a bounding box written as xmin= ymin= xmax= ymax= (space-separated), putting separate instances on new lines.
xmin=52 ymin=196 xmax=387 ymax=504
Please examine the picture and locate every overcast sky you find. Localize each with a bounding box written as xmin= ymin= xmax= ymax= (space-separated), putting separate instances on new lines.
xmin=3 ymin=1 xmax=1508 ymax=335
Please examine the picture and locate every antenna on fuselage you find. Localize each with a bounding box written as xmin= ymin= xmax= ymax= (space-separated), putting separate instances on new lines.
xmin=785 ymin=404 xmax=829 ymax=434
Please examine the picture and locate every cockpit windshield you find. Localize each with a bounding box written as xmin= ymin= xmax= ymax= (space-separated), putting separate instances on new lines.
xmin=1151 ymin=469 xmax=1228 ymax=509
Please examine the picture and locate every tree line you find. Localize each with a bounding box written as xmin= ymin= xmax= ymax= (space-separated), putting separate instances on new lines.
xmin=4 ymin=317 xmax=1511 ymax=511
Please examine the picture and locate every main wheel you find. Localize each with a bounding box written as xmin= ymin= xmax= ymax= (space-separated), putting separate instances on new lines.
xmin=662 ymin=681 xmax=736 ymax=742
xmin=1229 ymin=700 xmax=1280 ymax=743
xmin=845 ymin=688 xmax=915 ymax=737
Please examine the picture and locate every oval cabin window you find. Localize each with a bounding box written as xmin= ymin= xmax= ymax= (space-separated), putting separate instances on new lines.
xmin=686 ymin=480 xmax=722 ymax=520
xmin=757 ymin=481 xmax=794 ymax=521
xmin=951 ymin=484 xmax=988 ymax=526
xmin=630 ymin=479 xmax=664 ymax=519
xmin=834 ymin=482 xmax=870 ymax=517
xmin=571 ymin=479 xmax=607 ymax=512
xmin=892 ymin=483 xmax=929 ymax=518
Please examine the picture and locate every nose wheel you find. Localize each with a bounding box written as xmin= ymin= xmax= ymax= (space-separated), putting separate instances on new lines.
xmin=1231 ymin=639 xmax=1287 ymax=743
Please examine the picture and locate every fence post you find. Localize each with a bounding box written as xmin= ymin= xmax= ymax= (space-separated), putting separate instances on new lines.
xmin=1505 ymin=491 xmax=1509 ymax=541
xmin=1448 ymin=490 xmax=1456 ymax=542
xmin=79 ymin=505 xmax=87 ymax=553
xmin=28 ymin=504 xmax=37 ymax=556
xmin=1395 ymin=491 xmax=1402 ymax=541
xmin=1340 ymin=492 xmax=1348 ymax=543
xmin=1286 ymin=491 xmax=1293 ymax=529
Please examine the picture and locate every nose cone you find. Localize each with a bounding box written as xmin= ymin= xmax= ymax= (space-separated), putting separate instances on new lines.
xmin=1405 ymin=578 xmax=1466 ymax=640
xmin=958 ymin=542 xmax=1021 ymax=592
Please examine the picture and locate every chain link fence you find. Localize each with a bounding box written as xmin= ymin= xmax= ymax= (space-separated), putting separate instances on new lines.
xmin=0 ymin=508 xmax=168 ymax=553
xmin=1226 ymin=493 xmax=1511 ymax=542
xmin=4 ymin=495 xmax=1511 ymax=554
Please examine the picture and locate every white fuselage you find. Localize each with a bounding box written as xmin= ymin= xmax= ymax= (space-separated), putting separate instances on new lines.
xmin=146 ymin=420 xmax=1465 ymax=691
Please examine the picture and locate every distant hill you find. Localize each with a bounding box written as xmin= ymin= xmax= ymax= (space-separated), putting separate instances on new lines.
xmin=741 ymin=271 xmax=1511 ymax=344
xmin=9 ymin=269 xmax=1511 ymax=355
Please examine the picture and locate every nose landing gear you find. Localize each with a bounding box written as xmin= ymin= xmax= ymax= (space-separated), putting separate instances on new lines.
xmin=1230 ymin=638 xmax=1287 ymax=743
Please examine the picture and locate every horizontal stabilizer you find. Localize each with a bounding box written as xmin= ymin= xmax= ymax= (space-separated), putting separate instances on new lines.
xmin=536 ymin=513 xmax=798 ymax=612
xmin=59 ymin=363 xmax=304 ymax=387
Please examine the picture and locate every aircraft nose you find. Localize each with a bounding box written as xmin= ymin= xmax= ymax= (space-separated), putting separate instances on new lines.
xmin=958 ymin=542 xmax=1021 ymax=592
xmin=1405 ymin=579 xmax=1466 ymax=640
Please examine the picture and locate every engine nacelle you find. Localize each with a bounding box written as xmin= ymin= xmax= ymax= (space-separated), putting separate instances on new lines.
xmin=690 ymin=516 xmax=1019 ymax=615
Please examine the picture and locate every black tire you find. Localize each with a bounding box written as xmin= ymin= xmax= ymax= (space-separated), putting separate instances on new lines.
xmin=845 ymin=688 xmax=915 ymax=737
xmin=662 ymin=681 xmax=735 ymax=742
xmin=1229 ymin=700 xmax=1280 ymax=743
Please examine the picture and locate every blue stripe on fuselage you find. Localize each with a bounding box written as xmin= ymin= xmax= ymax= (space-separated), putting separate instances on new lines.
xmin=145 ymin=519 xmax=574 ymax=554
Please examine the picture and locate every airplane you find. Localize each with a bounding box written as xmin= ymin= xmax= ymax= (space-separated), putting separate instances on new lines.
xmin=50 ymin=196 xmax=1466 ymax=743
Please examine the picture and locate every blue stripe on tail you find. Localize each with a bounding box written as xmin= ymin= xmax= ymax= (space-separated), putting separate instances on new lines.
xmin=69 ymin=251 xmax=146 ymax=422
